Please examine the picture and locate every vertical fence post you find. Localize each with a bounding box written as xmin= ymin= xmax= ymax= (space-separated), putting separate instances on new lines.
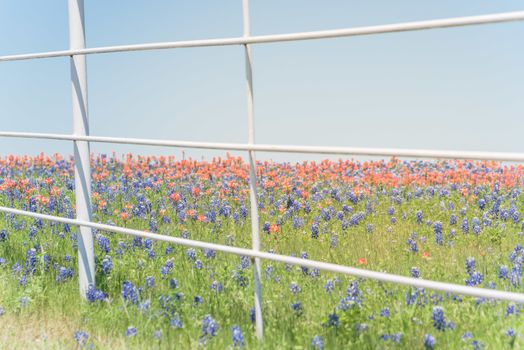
xmin=242 ymin=0 xmax=264 ymax=340
xmin=68 ymin=0 xmax=95 ymax=299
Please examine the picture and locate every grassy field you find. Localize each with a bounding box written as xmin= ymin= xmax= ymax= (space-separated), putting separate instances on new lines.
xmin=0 ymin=154 xmax=523 ymax=349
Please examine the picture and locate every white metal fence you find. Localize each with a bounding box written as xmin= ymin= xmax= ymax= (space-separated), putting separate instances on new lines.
xmin=1 ymin=0 xmax=524 ymax=339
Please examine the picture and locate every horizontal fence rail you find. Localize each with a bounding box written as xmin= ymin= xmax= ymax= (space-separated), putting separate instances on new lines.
xmin=1 ymin=11 xmax=524 ymax=62
xmin=1 ymin=205 xmax=524 ymax=303
xmin=1 ymin=131 xmax=524 ymax=162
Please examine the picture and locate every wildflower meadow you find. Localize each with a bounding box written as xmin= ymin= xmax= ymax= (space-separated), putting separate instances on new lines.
xmin=0 ymin=153 xmax=523 ymax=349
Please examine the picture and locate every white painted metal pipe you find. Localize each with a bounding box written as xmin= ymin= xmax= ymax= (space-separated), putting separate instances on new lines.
xmin=242 ymin=0 xmax=263 ymax=339
xmin=1 ymin=205 xmax=524 ymax=303
xmin=1 ymin=11 xmax=523 ymax=62
xmin=1 ymin=131 xmax=523 ymax=162
xmin=68 ymin=0 xmax=95 ymax=299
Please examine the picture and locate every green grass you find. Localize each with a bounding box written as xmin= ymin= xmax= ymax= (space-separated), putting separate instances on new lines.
xmin=1 ymin=186 xmax=523 ymax=349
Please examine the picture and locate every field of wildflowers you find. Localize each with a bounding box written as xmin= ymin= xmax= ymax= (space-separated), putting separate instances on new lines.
xmin=0 ymin=153 xmax=523 ymax=349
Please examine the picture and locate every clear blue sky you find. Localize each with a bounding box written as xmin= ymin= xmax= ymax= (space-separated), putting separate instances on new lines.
xmin=1 ymin=1 xmax=523 ymax=161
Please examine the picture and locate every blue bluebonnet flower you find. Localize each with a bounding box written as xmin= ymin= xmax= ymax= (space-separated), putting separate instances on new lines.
xmin=327 ymin=313 xmax=339 ymax=327
xmin=424 ymin=334 xmax=436 ymax=349
xmin=465 ymin=272 xmax=483 ymax=287
xmin=18 ymin=274 xmax=27 ymax=286
xmin=471 ymin=340 xmax=484 ymax=350
xmin=154 ymin=330 xmax=162 ymax=339
xmin=122 ymin=280 xmax=139 ymax=304
xmin=510 ymin=267 xmax=521 ymax=287
xmin=366 ymin=224 xmax=374 ymax=233
xmin=202 ymin=314 xmax=219 ymax=337
xmin=506 ymin=304 xmax=519 ymax=317
xmin=161 ymin=259 xmax=174 ymax=275
xmin=186 ymin=248 xmax=196 ymax=261
xmin=324 ymin=280 xmax=334 ymax=293
xmin=25 ymin=248 xmax=37 ymax=275
xmin=12 ymin=262 xmax=22 ymax=275
xmin=349 ymin=212 xmax=365 ymax=226
xmin=338 ymin=281 xmax=362 ymax=310
xmin=146 ymin=276 xmax=155 ymax=288
xmin=416 ymin=210 xmax=423 ymax=224
xmin=239 ymin=205 xmax=248 ymax=218
xmin=342 ymin=204 xmax=352 ymax=213
xmin=0 ymin=306 xmax=4 ymax=316
xmin=411 ymin=267 xmax=420 ymax=278
xmin=74 ymin=330 xmax=89 ymax=345
xmin=211 ymin=281 xmax=223 ymax=293
xmin=434 ymin=221 xmax=443 ymax=245
xmin=465 ymin=257 xmax=476 ymax=275
xmin=462 ymin=332 xmax=473 ymax=341
xmin=461 ymin=218 xmax=469 ymax=233
xmin=321 ymin=208 xmax=331 ymax=221
xmin=147 ymin=249 xmax=155 ymax=259
xmin=290 ymin=302 xmax=302 ymax=314
xmin=0 ymin=229 xmax=8 ymax=241
xmin=149 ymin=216 xmax=158 ymax=232
xmin=300 ymin=251 xmax=309 ymax=274
xmin=56 ymin=266 xmax=74 ymax=283
xmin=432 ymin=306 xmax=446 ymax=331
xmin=204 ymin=249 xmax=216 ymax=259
xmin=101 ymin=255 xmax=112 ymax=274
xmin=330 ymin=235 xmax=338 ymax=248
xmin=407 ymin=238 xmax=418 ymax=253
xmin=311 ymin=335 xmax=324 ymax=349
xmin=132 ymin=237 xmax=142 ymax=248
xmin=311 ymin=222 xmax=319 ymax=238
xmin=233 ymin=270 xmax=247 ymax=287
xmin=293 ymin=216 xmax=304 ymax=229
xmin=289 ymin=282 xmax=300 ymax=295
xmin=450 ymin=214 xmax=457 ymax=225
xmin=97 ymin=235 xmax=111 ymax=253
xmin=194 ymin=260 xmax=203 ymax=269
xmin=170 ymin=316 xmax=183 ymax=329
xmin=86 ymin=284 xmax=107 ymax=303
xmin=265 ymin=265 xmax=274 ymax=279
xmin=194 ymin=295 xmax=204 ymax=305
xmin=239 ymin=256 xmax=250 ymax=270
xmin=473 ymin=224 xmax=481 ymax=235
xmin=512 ymin=211 xmax=520 ymax=224
xmin=380 ymin=307 xmax=390 ymax=317
xmin=231 ymin=325 xmax=245 ymax=347
xmin=125 ymin=326 xmax=137 ymax=337
xmin=249 ymin=307 xmax=255 ymax=324
xmin=505 ymin=328 xmax=516 ymax=337
xmin=478 ymin=198 xmax=486 ymax=210
xmin=28 ymin=226 xmax=38 ymax=240
xmin=169 ymin=278 xmax=178 ymax=289
xmin=391 ymin=333 xmax=402 ymax=343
